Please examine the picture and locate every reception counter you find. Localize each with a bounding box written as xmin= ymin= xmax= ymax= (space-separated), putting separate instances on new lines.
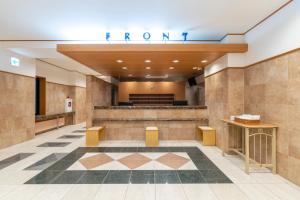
xmin=92 ymin=106 xmax=208 ymax=140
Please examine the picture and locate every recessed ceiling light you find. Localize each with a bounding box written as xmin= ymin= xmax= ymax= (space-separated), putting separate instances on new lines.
xmin=193 ymin=67 xmax=198 ymax=70
xmin=145 ymin=60 xmax=151 ymax=63
xmin=173 ymin=60 xmax=179 ymax=63
xmin=201 ymin=60 xmax=208 ymax=63
xmin=116 ymin=60 xmax=123 ymax=63
xmin=146 ymin=67 xmax=151 ymax=70
xmin=122 ymin=67 xmax=128 ymax=70
xmin=169 ymin=67 xmax=175 ymax=70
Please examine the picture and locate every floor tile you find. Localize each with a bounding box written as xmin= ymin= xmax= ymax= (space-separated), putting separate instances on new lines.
xmin=262 ymin=183 xmax=300 ymax=200
xmin=237 ymin=183 xmax=280 ymax=200
xmin=103 ymin=170 xmax=131 ymax=184
xmin=25 ymin=170 xmax=62 ymax=184
xmin=200 ymin=170 xmax=232 ymax=183
xmin=177 ymin=170 xmax=206 ymax=183
xmin=210 ymin=184 xmax=249 ymax=200
xmin=37 ymin=142 xmax=71 ymax=147
xmin=51 ymin=170 xmax=85 ymax=184
xmin=0 ymin=185 xmax=19 ymax=198
xmin=72 ymin=130 xmax=86 ymax=133
xmin=94 ymin=184 xmax=128 ymax=200
xmin=0 ymin=153 xmax=34 ymax=170
xmin=155 ymin=170 xmax=181 ymax=184
xmin=62 ymin=184 xmax=100 ymax=200
xmin=125 ymin=184 xmax=155 ymax=200
xmin=31 ymin=185 xmax=72 ymax=200
xmin=77 ymin=171 xmax=109 ymax=184
xmin=130 ymin=170 xmax=154 ymax=184
xmin=182 ymin=184 xmax=218 ymax=200
xmin=0 ymin=185 xmax=45 ymax=200
xmin=156 ymin=184 xmax=187 ymax=200
xmin=24 ymin=153 xmax=67 ymax=170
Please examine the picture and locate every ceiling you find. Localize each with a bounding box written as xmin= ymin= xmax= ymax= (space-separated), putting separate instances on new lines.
xmin=0 ymin=0 xmax=289 ymax=41
xmin=57 ymin=44 xmax=247 ymax=78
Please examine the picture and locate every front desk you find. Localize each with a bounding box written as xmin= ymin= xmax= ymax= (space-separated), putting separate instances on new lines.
xmin=93 ymin=106 xmax=208 ymax=140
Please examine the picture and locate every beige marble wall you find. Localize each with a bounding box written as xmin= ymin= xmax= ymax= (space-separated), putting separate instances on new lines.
xmin=244 ymin=50 xmax=300 ymax=185
xmin=73 ymin=87 xmax=86 ymax=124
xmin=205 ymin=68 xmax=244 ymax=148
xmin=46 ymin=82 xmax=86 ymax=124
xmin=86 ymin=76 xmax=112 ymax=128
xmin=46 ymin=82 xmax=74 ymax=115
xmin=0 ymin=71 xmax=35 ymax=149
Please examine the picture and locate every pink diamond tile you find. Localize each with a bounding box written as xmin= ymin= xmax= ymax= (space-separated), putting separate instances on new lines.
xmin=118 ymin=153 xmax=151 ymax=169
xmin=156 ymin=153 xmax=189 ymax=169
xmin=79 ymin=154 xmax=113 ymax=169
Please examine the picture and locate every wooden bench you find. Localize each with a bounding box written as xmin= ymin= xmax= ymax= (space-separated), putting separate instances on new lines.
xmin=145 ymin=127 xmax=159 ymax=147
xmin=86 ymin=126 xmax=105 ymax=146
xmin=197 ymin=126 xmax=216 ymax=146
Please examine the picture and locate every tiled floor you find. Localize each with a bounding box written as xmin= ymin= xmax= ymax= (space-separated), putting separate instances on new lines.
xmin=0 ymin=124 xmax=299 ymax=199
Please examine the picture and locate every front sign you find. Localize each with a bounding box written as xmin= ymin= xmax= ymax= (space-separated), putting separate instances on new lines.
xmin=104 ymin=32 xmax=189 ymax=41
xmin=10 ymin=57 xmax=20 ymax=67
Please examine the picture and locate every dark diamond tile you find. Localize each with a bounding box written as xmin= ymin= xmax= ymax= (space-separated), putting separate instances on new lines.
xmin=24 ymin=153 xmax=67 ymax=171
xmin=120 ymin=147 xmax=138 ymax=152
xmin=77 ymin=171 xmax=109 ymax=184
xmin=155 ymin=170 xmax=180 ymax=184
xmin=193 ymin=160 xmax=219 ymax=170
xmin=37 ymin=142 xmax=71 ymax=147
xmin=0 ymin=153 xmax=34 ymax=170
xmin=25 ymin=170 xmax=62 ymax=184
xmin=104 ymin=147 xmax=122 ymax=152
xmin=167 ymin=147 xmax=186 ymax=152
xmin=103 ymin=170 xmax=131 ymax=184
xmin=177 ymin=170 xmax=205 ymax=183
xmin=58 ymin=135 xmax=84 ymax=139
xmin=130 ymin=170 xmax=154 ymax=184
xmin=51 ymin=170 xmax=85 ymax=184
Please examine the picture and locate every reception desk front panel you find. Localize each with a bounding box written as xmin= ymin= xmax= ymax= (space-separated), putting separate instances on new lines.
xmin=93 ymin=106 xmax=208 ymax=140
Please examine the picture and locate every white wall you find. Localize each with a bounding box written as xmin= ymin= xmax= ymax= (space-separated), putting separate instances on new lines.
xmin=36 ymin=60 xmax=86 ymax=87
xmin=0 ymin=48 xmax=36 ymax=77
xmin=245 ymin=0 xmax=300 ymax=65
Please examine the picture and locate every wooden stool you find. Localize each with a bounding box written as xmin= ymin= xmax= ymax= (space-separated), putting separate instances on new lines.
xmin=145 ymin=127 xmax=159 ymax=147
xmin=86 ymin=126 xmax=105 ymax=146
xmin=197 ymin=126 xmax=216 ymax=146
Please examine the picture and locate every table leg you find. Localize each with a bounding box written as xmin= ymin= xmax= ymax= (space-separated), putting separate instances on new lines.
xmin=272 ymin=128 xmax=277 ymax=174
xmin=245 ymin=128 xmax=250 ymax=174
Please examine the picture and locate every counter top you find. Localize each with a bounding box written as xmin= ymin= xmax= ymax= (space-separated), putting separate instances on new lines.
xmin=221 ymin=119 xmax=278 ymax=128
xmin=35 ymin=112 xmax=75 ymax=122
xmin=94 ymin=106 xmax=207 ymax=110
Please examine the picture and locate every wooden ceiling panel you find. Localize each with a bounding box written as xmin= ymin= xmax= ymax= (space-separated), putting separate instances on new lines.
xmin=57 ymin=44 xmax=247 ymax=78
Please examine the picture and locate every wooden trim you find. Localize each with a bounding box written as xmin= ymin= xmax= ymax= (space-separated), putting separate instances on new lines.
xmin=244 ymin=47 xmax=300 ymax=69
xmin=205 ymin=47 xmax=300 ymax=78
xmin=57 ymin=43 xmax=248 ymax=53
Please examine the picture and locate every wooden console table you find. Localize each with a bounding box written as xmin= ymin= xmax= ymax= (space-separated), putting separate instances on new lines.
xmin=221 ymin=119 xmax=278 ymax=174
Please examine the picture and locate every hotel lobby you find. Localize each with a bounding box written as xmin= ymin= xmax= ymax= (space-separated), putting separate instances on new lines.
xmin=0 ymin=0 xmax=300 ymax=199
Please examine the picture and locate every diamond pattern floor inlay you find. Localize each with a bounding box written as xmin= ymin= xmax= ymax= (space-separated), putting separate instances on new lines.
xmin=156 ymin=153 xmax=189 ymax=169
xmin=118 ymin=153 xmax=151 ymax=169
xmin=25 ymin=146 xmax=233 ymax=184
xmin=79 ymin=154 xmax=113 ymax=169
